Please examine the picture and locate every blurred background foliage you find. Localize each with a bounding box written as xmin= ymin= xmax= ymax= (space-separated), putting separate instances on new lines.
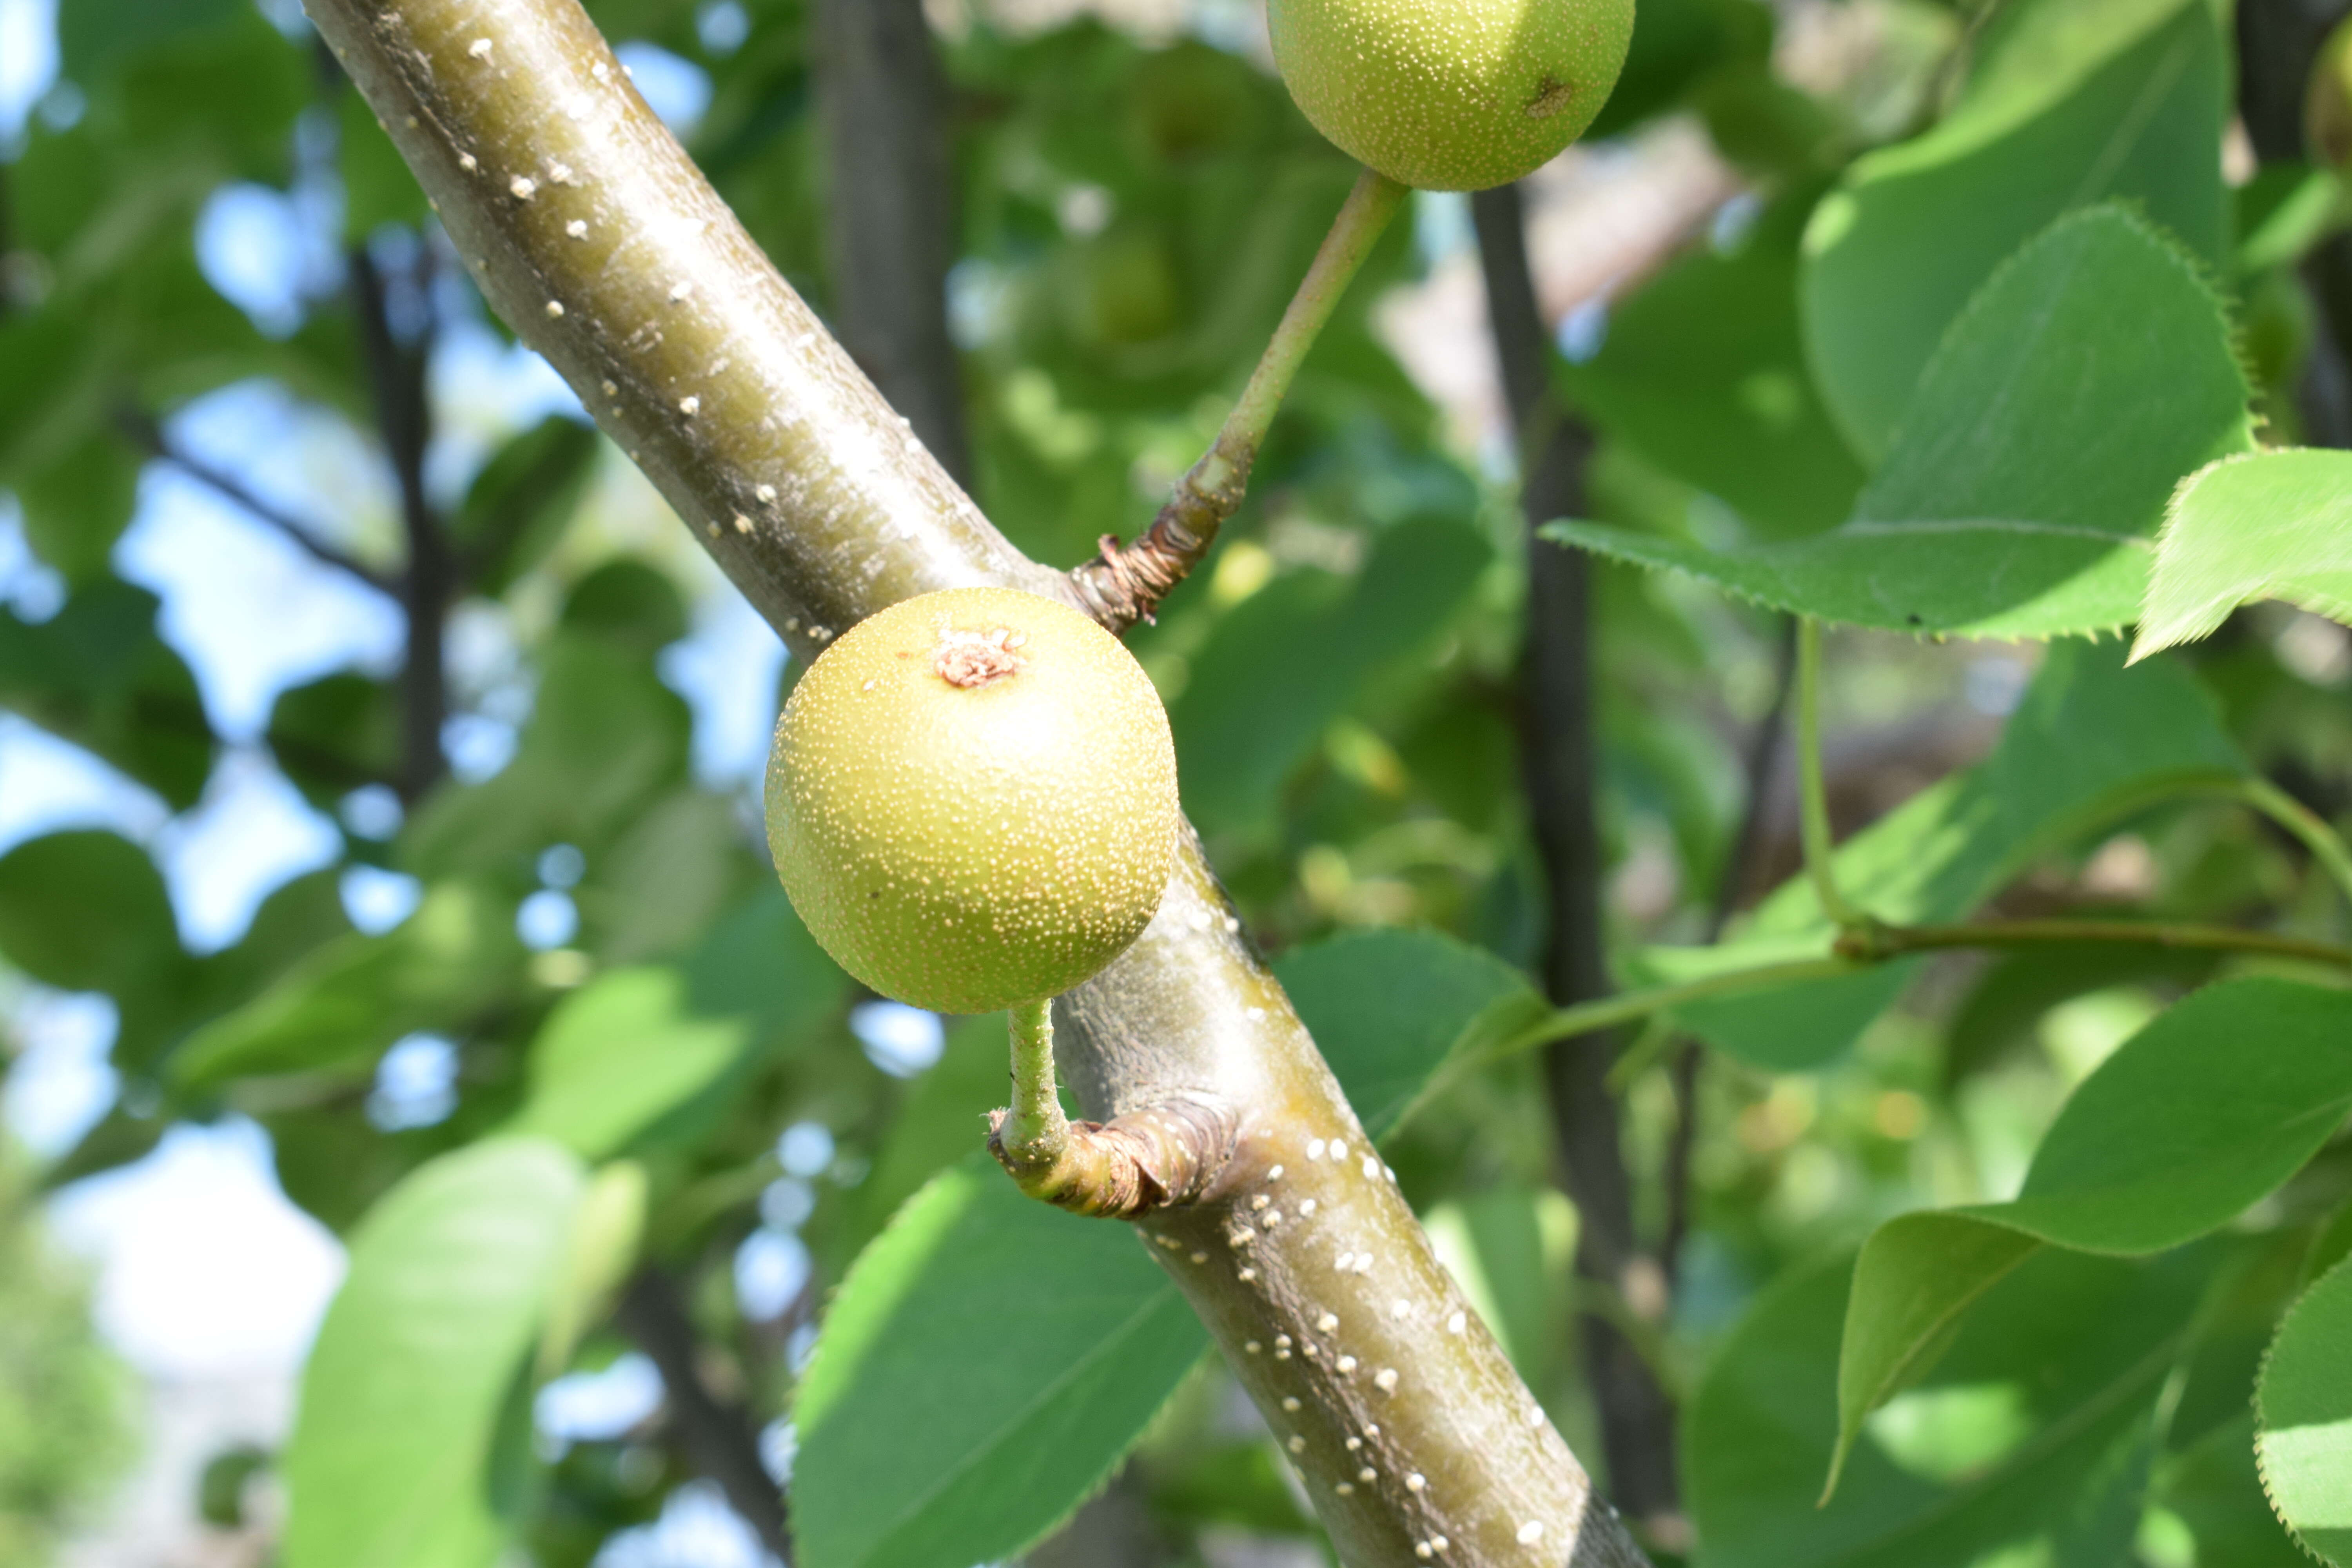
xmin=2 ymin=0 xmax=2352 ymax=1563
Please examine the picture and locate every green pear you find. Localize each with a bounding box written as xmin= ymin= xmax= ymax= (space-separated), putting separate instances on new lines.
xmin=1268 ymin=0 xmax=1634 ymax=192
xmin=765 ymin=587 xmax=1179 ymax=1015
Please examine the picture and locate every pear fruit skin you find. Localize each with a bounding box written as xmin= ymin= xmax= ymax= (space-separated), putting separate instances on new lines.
xmin=765 ymin=586 xmax=1180 ymax=1015
xmin=1268 ymin=0 xmax=1634 ymax=192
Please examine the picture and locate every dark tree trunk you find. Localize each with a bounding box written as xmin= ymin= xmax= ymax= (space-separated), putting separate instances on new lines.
xmin=1471 ymin=181 xmax=1682 ymax=1524
xmin=813 ymin=0 xmax=971 ymax=484
xmin=348 ymin=243 xmax=451 ymax=801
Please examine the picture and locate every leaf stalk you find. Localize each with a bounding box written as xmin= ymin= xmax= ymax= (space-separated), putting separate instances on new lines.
xmin=1796 ymin=617 xmax=1862 ymax=929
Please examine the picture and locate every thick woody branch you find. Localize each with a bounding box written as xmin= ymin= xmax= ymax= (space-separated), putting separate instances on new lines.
xmin=302 ymin=1 xmax=1650 ymax=1561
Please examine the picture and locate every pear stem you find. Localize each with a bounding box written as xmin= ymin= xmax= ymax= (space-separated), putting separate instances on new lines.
xmin=1068 ymin=166 xmax=1410 ymax=630
xmin=1000 ymin=995 xmax=1068 ymax=1167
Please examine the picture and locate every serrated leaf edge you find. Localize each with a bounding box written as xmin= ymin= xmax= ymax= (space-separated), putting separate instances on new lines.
xmin=2131 ymin=449 xmax=2352 ymax=662
xmin=2253 ymin=1252 xmax=2352 ymax=1566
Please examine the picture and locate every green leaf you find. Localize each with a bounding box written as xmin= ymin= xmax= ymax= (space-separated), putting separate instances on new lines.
xmin=851 ymin=1014 xmax=1009 ymax=1250
xmin=1941 ymin=939 xmax=2217 ymax=1089
xmin=58 ymin=0 xmax=246 ymax=85
xmin=1646 ymin=639 xmax=2244 ymax=1068
xmin=1688 ymin=1245 xmax=2208 ymax=1568
xmin=0 ymin=581 xmax=215 ymax=811
xmin=1551 ymin=207 xmax=2254 ymax=640
xmin=509 ymin=967 xmax=759 ymax=1160
xmin=538 ymin=1161 xmax=648 ymax=1379
xmin=266 ymin=672 xmax=402 ymax=808
xmin=1273 ymin=927 xmax=1547 ymax=1140
xmin=0 ymin=831 xmax=181 ymax=997
xmin=2235 ymin=162 xmax=2345 ymax=275
xmin=2160 ymin=1415 xmax=2312 ymax=1568
xmin=1801 ymin=0 xmax=2228 ymax=458
xmin=282 ymin=1138 xmax=587 ymax=1568
xmin=1169 ymin=515 xmax=1490 ymax=836
xmin=402 ymin=638 xmax=692 ymax=876
xmin=1833 ymin=979 xmax=2352 ymax=1488
xmin=579 ymin=789 xmax=751 ymax=964
xmin=2132 ymin=450 xmax=2352 ymax=661
xmin=2257 ymin=1257 xmax=2352 ymax=1565
xmin=260 ymin=1104 xmax=421 ymax=1235
xmin=170 ymin=882 xmax=526 ymax=1088
xmin=675 ymin=889 xmax=851 ymax=1048
xmin=16 ymin=428 xmax=142 ymax=585
xmin=794 ymin=1157 xmax=1207 ymax=1568
xmin=1557 ymin=189 xmax=1866 ymax=540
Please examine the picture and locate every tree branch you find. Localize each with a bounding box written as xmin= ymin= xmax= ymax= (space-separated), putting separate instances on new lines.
xmin=111 ymin=407 xmax=397 ymax=595
xmin=303 ymin=2 xmax=1652 ymax=1561
xmin=1472 ymin=178 xmax=1681 ymax=1529
xmin=1834 ymin=916 xmax=2352 ymax=968
xmin=615 ymin=1268 xmax=792 ymax=1562
xmin=346 ymin=241 xmax=452 ymax=801
xmin=813 ymin=0 xmax=971 ymax=483
xmin=1485 ymin=918 xmax=2352 ymax=1063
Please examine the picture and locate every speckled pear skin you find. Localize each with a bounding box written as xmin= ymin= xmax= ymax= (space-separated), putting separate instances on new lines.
xmin=1268 ymin=0 xmax=1634 ymax=192
xmin=765 ymin=587 xmax=1180 ymax=1016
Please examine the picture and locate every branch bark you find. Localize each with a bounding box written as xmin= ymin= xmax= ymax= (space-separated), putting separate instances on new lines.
xmin=301 ymin=1 xmax=1652 ymax=1562
xmin=813 ymin=0 xmax=971 ymax=483
xmin=1472 ymin=180 xmax=1681 ymax=1528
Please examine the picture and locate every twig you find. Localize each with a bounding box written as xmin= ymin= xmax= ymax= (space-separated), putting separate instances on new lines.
xmin=1068 ymin=169 xmax=1407 ymax=632
xmin=1836 ymin=916 xmax=2352 ymax=969
xmin=1490 ymin=958 xmax=1866 ymax=1060
xmin=111 ymin=407 xmax=396 ymax=594
xmin=1487 ymin=918 xmax=2352 ymax=1063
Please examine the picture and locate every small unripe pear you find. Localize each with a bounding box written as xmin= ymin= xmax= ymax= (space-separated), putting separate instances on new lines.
xmin=765 ymin=587 xmax=1179 ymax=1015
xmin=1267 ymin=0 xmax=1633 ymax=192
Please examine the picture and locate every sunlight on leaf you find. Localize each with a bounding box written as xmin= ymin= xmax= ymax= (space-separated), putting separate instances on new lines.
xmin=2133 ymin=450 xmax=2352 ymax=661
xmin=792 ymin=1158 xmax=1207 ymax=1568
xmin=1550 ymin=208 xmax=2253 ymax=641
xmin=1832 ymin=980 xmax=2352 ymax=1491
